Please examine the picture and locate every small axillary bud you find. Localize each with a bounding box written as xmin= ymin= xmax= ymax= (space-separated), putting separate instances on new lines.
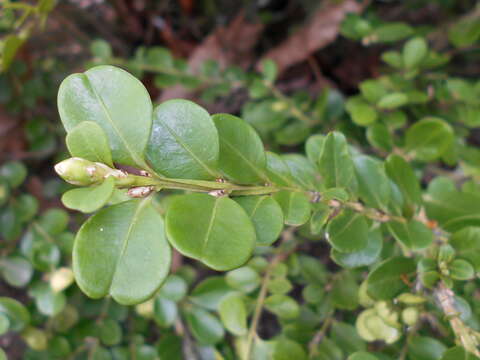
xmin=54 ymin=157 xmax=122 ymax=186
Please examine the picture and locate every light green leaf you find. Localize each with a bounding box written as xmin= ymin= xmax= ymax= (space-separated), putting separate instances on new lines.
xmin=1 ymin=35 xmax=26 ymax=72
xmin=226 ymin=266 xmax=260 ymax=293
xmin=265 ymin=152 xmax=295 ymax=187
xmin=354 ymin=155 xmax=390 ymax=211
xmin=408 ymin=336 xmax=446 ymax=360
xmin=265 ymin=294 xmax=300 ymax=319
xmin=377 ymin=92 xmax=408 ymax=109
xmin=213 ymin=113 xmax=267 ymax=184
xmin=218 ymin=292 xmax=247 ymax=336
xmin=367 ymin=257 xmax=416 ymax=300
xmin=61 ymin=177 xmax=115 ymax=213
xmin=318 ymin=132 xmax=354 ymax=189
xmin=387 ymin=220 xmax=433 ymax=250
xmin=0 ymin=297 xmax=30 ymax=332
xmin=403 ymin=37 xmax=428 ymax=69
xmin=450 ymin=227 xmax=480 ymax=271
xmin=273 ymin=191 xmax=311 ymax=226
xmin=366 ymin=123 xmax=393 ymax=152
xmin=406 ymin=117 xmax=454 ymax=161
xmin=327 ymin=210 xmax=369 ymax=253
xmin=165 ymin=193 xmax=256 ymax=271
xmin=185 ymin=306 xmax=224 ymax=345
xmin=58 ymin=65 xmax=152 ymax=168
xmin=153 ymin=297 xmax=177 ymax=327
xmin=348 ymin=352 xmax=378 ymax=360
xmin=0 ymin=256 xmax=33 ymax=288
xmin=66 ymin=121 xmax=113 ymax=167
xmin=346 ymin=97 xmax=378 ymax=126
xmin=235 ymin=195 xmax=283 ymax=245
xmin=448 ymin=18 xmax=480 ymax=48
xmin=272 ymin=338 xmax=307 ymax=360
xmin=73 ymin=198 xmax=171 ymax=305
xmin=146 ymin=99 xmax=220 ymax=179
xmin=190 ymin=277 xmax=231 ymax=311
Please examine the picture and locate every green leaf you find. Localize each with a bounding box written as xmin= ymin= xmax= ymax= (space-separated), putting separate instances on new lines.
xmin=261 ymin=59 xmax=278 ymax=82
xmin=1 ymin=35 xmax=26 ymax=72
xmin=165 ymin=193 xmax=256 ymax=271
xmin=235 ymin=195 xmax=283 ymax=245
xmin=282 ymin=154 xmax=318 ymax=190
xmin=305 ymin=135 xmax=325 ymax=165
xmin=346 ymin=97 xmax=378 ymax=126
xmin=359 ymin=79 xmax=387 ymax=103
xmin=29 ymin=282 xmax=66 ymax=316
xmin=0 ymin=314 xmax=9 ymax=336
xmin=185 ymin=306 xmax=224 ymax=345
xmin=272 ymin=338 xmax=307 ymax=360
xmin=366 ymin=123 xmax=393 ymax=152
xmin=158 ymin=275 xmax=187 ymax=302
xmin=408 ymin=336 xmax=446 ymax=360
xmin=73 ymin=198 xmax=171 ymax=305
xmin=354 ymin=155 xmax=390 ymax=211
xmin=318 ymin=132 xmax=355 ymax=189
xmin=310 ymin=203 xmax=331 ymax=234
xmin=385 ymin=154 xmax=422 ymax=214
xmin=66 ymin=121 xmax=113 ymax=167
xmin=218 ymin=292 xmax=247 ymax=335
xmin=0 ymin=297 xmax=30 ymax=331
xmin=406 ymin=117 xmax=454 ymax=161
xmin=226 ymin=266 xmax=260 ymax=293
xmin=449 ymin=259 xmax=475 ymax=280
xmin=273 ymin=191 xmax=311 ymax=226
xmin=61 ymin=177 xmax=115 ymax=213
xmin=448 ymin=18 xmax=480 ymax=48
xmin=190 ymin=277 xmax=231 ymax=311
xmin=331 ymin=322 xmax=366 ymax=355
xmin=372 ymin=23 xmax=414 ymax=43
xmin=213 ymin=113 xmax=267 ymax=184
xmin=265 ymin=294 xmax=300 ymax=319
xmin=387 ymin=220 xmax=433 ymax=250
xmin=58 ymin=65 xmax=152 ymax=168
xmin=376 ymin=92 xmax=408 ymax=109
xmin=327 ymin=210 xmax=369 ymax=253
xmin=367 ymin=257 xmax=416 ymax=300
xmin=331 ymin=272 xmax=359 ymax=310
xmin=442 ymin=346 xmax=480 ymax=360
xmin=331 ymin=226 xmax=382 ymax=269
xmin=266 ymin=152 xmax=295 ymax=187
xmin=146 ymin=99 xmax=220 ymax=179
xmin=403 ymin=37 xmax=428 ymax=69
xmin=348 ymin=352 xmax=378 ymax=360
xmin=0 ymin=256 xmax=33 ymax=288
xmin=450 ymin=227 xmax=480 ymax=271
xmin=99 ymin=318 xmax=122 ymax=346
xmin=0 ymin=161 xmax=27 ymax=188
xmin=153 ymin=297 xmax=177 ymax=327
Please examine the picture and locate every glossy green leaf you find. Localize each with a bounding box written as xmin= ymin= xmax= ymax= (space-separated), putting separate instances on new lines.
xmin=282 ymin=154 xmax=318 ymax=190
xmin=367 ymin=257 xmax=416 ymax=300
xmin=403 ymin=37 xmax=428 ymax=69
xmin=450 ymin=227 xmax=480 ymax=271
xmin=61 ymin=177 xmax=115 ymax=213
xmin=387 ymin=219 xmax=433 ymax=250
xmin=235 ymin=195 xmax=284 ymax=245
xmin=0 ymin=297 xmax=30 ymax=331
xmin=327 ymin=210 xmax=369 ymax=253
xmin=265 ymin=152 xmax=295 ymax=187
xmin=346 ymin=97 xmax=378 ymax=126
xmin=264 ymin=294 xmax=300 ymax=319
xmin=189 ymin=277 xmax=231 ymax=311
xmin=66 ymin=121 xmax=113 ymax=167
xmin=0 ymin=161 xmax=27 ymax=188
xmin=73 ymin=198 xmax=172 ymax=305
xmin=331 ymin=226 xmax=382 ymax=268
xmin=366 ymin=123 xmax=393 ymax=152
xmin=318 ymin=132 xmax=354 ymax=189
xmin=376 ymin=92 xmax=408 ymax=109
xmin=58 ymin=65 xmax=152 ymax=167
xmin=408 ymin=336 xmax=446 ymax=360
xmin=185 ymin=306 xmax=224 ymax=345
xmin=153 ymin=297 xmax=177 ymax=327
xmin=218 ymin=292 xmax=247 ymax=335
xmin=146 ymin=99 xmax=220 ymax=179
xmin=213 ymin=113 xmax=267 ymax=184
xmin=273 ymin=191 xmax=311 ymax=226
xmin=406 ymin=117 xmax=454 ymax=161
xmin=29 ymin=282 xmax=66 ymax=316
xmin=226 ymin=266 xmax=260 ymax=293
xmin=354 ymin=155 xmax=390 ymax=211
xmin=165 ymin=193 xmax=256 ymax=271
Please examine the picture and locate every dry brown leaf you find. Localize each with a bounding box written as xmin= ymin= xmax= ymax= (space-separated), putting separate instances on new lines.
xmin=258 ymin=0 xmax=367 ymax=73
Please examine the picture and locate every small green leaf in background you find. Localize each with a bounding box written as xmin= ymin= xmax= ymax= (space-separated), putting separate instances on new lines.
xmin=348 ymin=352 xmax=378 ymax=360
xmin=366 ymin=123 xmax=393 ymax=152
xmin=441 ymin=346 xmax=480 ymax=360
xmin=73 ymin=198 xmax=171 ymax=305
xmin=265 ymin=294 xmax=300 ymax=319
xmin=154 ymin=297 xmax=177 ymax=327
xmin=165 ymin=193 xmax=256 ymax=271
xmin=448 ymin=17 xmax=480 ymax=48
xmin=406 ymin=117 xmax=454 ymax=161
xmin=61 ymin=176 xmax=115 ymax=213
xmin=0 ymin=161 xmax=27 ymax=188
xmin=99 ymin=318 xmax=122 ymax=346
xmin=29 ymin=282 xmax=66 ymax=316
xmin=218 ymin=292 xmax=247 ymax=335
xmin=387 ymin=220 xmax=433 ymax=250
xmin=273 ymin=191 xmax=311 ymax=226
xmin=146 ymin=99 xmax=220 ymax=180
xmin=190 ymin=277 xmax=231 ymax=311
xmin=185 ymin=306 xmax=224 ymax=345
xmin=449 ymin=259 xmax=475 ymax=280
xmin=373 ymin=23 xmax=414 ymax=43
xmin=0 ymin=297 xmax=30 ymax=332
xmin=66 ymin=121 xmax=113 ymax=167
xmin=0 ymin=313 xmax=9 ymax=335
xmin=331 ymin=271 xmax=359 ymax=310
xmin=377 ymin=92 xmax=408 ymax=109
xmin=346 ymin=97 xmax=378 ymax=126
xmin=354 ymin=155 xmax=390 ymax=211
xmin=327 ymin=210 xmax=369 ymax=253
xmin=235 ymin=195 xmax=284 ymax=245
xmin=158 ymin=275 xmax=187 ymax=302
xmin=318 ymin=131 xmax=355 ymax=189
xmin=1 ymin=35 xmax=26 ymax=72
xmin=359 ymin=79 xmax=387 ymax=103
xmin=213 ymin=113 xmax=267 ymax=184
xmin=0 ymin=256 xmax=33 ymax=288
xmin=58 ymin=65 xmax=153 ymax=168
xmin=272 ymin=338 xmax=307 ymax=360
xmin=450 ymin=227 xmax=480 ymax=271
xmin=403 ymin=37 xmax=428 ymax=69
xmin=331 ymin=322 xmax=366 ymax=355
xmin=226 ymin=266 xmax=260 ymax=293
xmin=367 ymin=257 xmax=416 ymax=300
xmin=408 ymin=336 xmax=446 ymax=360
xmin=261 ymin=59 xmax=278 ymax=83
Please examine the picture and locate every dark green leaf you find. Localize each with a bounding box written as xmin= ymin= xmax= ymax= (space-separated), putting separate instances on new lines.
xmin=367 ymin=257 xmax=416 ymax=300
xmin=185 ymin=306 xmax=224 ymax=345
xmin=386 ymin=220 xmax=433 ymax=250
xmin=273 ymin=191 xmax=311 ymax=226
xmin=327 ymin=210 xmax=369 ymax=253
xmin=354 ymin=155 xmax=390 ymax=211
xmin=318 ymin=132 xmax=354 ymax=189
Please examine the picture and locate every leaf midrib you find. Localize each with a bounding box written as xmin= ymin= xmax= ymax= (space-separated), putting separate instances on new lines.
xmin=200 ymin=198 xmax=219 ymax=260
xmin=220 ymin=137 xmax=267 ymax=182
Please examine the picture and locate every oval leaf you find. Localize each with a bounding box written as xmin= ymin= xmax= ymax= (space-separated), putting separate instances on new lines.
xmin=61 ymin=177 xmax=115 ymax=213
xmin=327 ymin=209 xmax=369 ymax=253
xmin=73 ymin=198 xmax=172 ymax=305
xmin=165 ymin=193 xmax=256 ymax=271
